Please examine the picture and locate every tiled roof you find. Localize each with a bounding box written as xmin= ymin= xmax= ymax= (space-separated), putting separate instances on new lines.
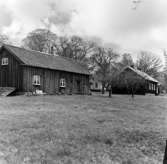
xmin=2 ymin=44 xmax=90 ymax=75
xmin=125 ymin=66 xmax=159 ymax=83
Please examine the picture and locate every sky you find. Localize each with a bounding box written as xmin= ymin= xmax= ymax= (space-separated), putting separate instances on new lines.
xmin=0 ymin=0 xmax=167 ymax=62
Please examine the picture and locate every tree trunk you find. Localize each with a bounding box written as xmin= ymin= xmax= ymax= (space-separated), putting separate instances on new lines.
xmin=131 ymin=88 xmax=134 ymax=99
xmin=109 ymin=88 xmax=112 ymax=98
xmin=102 ymin=83 xmax=105 ymax=94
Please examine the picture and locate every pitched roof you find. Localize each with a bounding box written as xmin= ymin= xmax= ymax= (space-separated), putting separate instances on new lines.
xmin=124 ymin=66 xmax=159 ymax=83
xmin=2 ymin=44 xmax=89 ymax=75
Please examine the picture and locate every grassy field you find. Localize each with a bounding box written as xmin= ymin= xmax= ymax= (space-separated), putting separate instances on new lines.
xmin=0 ymin=94 xmax=166 ymax=164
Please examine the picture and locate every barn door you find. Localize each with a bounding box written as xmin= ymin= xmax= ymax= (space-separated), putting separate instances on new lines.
xmin=77 ymin=80 xmax=81 ymax=94
xmin=2 ymin=69 xmax=7 ymax=87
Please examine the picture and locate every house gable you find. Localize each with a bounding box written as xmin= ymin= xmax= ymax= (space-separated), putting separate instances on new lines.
xmin=0 ymin=47 xmax=23 ymax=88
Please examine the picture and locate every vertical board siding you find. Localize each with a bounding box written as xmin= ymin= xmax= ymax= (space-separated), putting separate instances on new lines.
xmin=0 ymin=48 xmax=22 ymax=89
xmin=0 ymin=48 xmax=90 ymax=95
xmin=22 ymin=66 xmax=90 ymax=95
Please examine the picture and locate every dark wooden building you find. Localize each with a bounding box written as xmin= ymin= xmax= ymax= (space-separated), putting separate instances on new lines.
xmin=0 ymin=44 xmax=90 ymax=95
xmin=112 ymin=66 xmax=160 ymax=95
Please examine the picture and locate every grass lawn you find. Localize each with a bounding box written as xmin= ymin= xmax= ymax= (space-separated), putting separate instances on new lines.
xmin=0 ymin=94 xmax=166 ymax=164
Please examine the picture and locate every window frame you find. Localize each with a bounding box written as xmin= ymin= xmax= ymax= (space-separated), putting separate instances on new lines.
xmin=95 ymin=82 xmax=98 ymax=88
xmin=1 ymin=58 xmax=8 ymax=65
xmin=32 ymin=75 xmax=40 ymax=86
xmin=60 ymin=78 xmax=66 ymax=87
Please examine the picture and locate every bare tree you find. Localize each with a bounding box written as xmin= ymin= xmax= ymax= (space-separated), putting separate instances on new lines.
xmin=106 ymin=65 xmax=120 ymax=97
xmin=136 ymin=51 xmax=162 ymax=78
xmin=164 ymin=50 xmax=167 ymax=74
xmin=90 ymin=47 xmax=119 ymax=94
xmin=53 ymin=35 xmax=96 ymax=66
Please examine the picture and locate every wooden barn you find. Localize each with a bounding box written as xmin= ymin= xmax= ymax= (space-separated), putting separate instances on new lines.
xmin=112 ymin=66 xmax=160 ymax=95
xmin=0 ymin=44 xmax=90 ymax=95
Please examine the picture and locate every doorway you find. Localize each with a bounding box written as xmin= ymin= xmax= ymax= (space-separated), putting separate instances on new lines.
xmin=2 ymin=69 xmax=7 ymax=87
xmin=76 ymin=80 xmax=81 ymax=94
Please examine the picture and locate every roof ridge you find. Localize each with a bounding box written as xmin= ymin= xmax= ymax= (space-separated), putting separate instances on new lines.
xmin=4 ymin=44 xmax=57 ymax=57
xmin=4 ymin=44 xmax=83 ymax=64
xmin=127 ymin=66 xmax=158 ymax=83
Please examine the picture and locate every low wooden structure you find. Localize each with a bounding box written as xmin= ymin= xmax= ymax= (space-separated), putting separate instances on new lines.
xmin=0 ymin=44 xmax=90 ymax=95
xmin=112 ymin=66 xmax=160 ymax=95
xmin=90 ymin=75 xmax=102 ymax=92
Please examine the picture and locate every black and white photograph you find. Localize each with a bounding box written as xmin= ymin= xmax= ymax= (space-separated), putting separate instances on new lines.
xmin=0 ymin=0 xmax=167 ymax=163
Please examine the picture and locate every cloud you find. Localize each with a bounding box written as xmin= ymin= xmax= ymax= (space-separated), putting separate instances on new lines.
xmin=0 ymin=5 xmax=13 ymax=30
xmin=0 ymin=0 xmax=167 ymax=61
xmin=46 ymin=1 xmax=75 ymax=26
xmin=105 ymin=0 xmax=167 ymax=35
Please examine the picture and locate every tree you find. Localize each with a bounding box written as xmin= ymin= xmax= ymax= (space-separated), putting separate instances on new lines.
xmin=136 ymin=51 xmax=162 ymax=78
xmin=53 ymin=35 xmax=96 ymax=66
xmin=124 ymin=73 xmax=145 ymax=98
xmin=0 ymin=34 xmax=10 ymax=45
xmin=53 ymin=36 xmax=71 ymax=57
xmin=22 ymin=29 xmax=58 ymax=54
xmin=119 ymin=53 xmax=134 ymax=68
xmin=117 ymin=69 xmax=145 ymax=98
xmin=90 ymin=47 xmax=119 ymax=94
xmin=106 ymin=65 xmax=120 ymax=97
xmin=164 ymin=50 xmax=167 ymax=74
xmin=163 ymin=50 xmax=167 ymax=91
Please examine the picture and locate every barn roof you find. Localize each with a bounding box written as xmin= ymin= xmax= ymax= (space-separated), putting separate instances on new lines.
xmin=2 ymin=44 xmax=90 ymax=75
xmin=124 ymin=66 xmax=159 ymax=83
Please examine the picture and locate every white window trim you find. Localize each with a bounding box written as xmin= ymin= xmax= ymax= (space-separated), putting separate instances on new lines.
xmin=1 ymin=58 xmax=8 ymax=65
xmin=149 ymin=83 xmax=151 ymax=90
xmin=32 ymin=75 xmax=40 ymax=85
xmin=60 ymin=78 xmax=66 ymax=87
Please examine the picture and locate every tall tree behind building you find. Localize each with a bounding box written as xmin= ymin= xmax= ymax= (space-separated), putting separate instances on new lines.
xmin=53 ymin=35 xmax=96 ymax=66
xmin=164 ymin=50 xmax=167 ymax=74
xmin=136 ymin=51 xmax=162 ymax=78
xmin=22 ymin=29 xmax=58 ymax=54
xmin=0 ymin=34 xmax=10 ymax=46
xmin=118 ymin=53 xmax=134 ymax=69
xmin=90 ymin=47 xmax=119 ymax=94
xmin=22 ymin=29 xmax=96 ymax=67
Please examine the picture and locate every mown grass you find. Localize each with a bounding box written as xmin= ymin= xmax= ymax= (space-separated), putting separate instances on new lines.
xmin=0 ymin=94 xmax=166 ymax=164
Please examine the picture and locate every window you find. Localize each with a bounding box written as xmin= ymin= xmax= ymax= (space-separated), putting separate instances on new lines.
xmin=95 ymin=82 xmax=98 ymax=88
xmin=60 ymin=78 xmax=66 ymax=87
xmin=149 ymin=83 xmax=152 ymax=90
xmin=32 ymin=75 xmax=40 ymax=85
xmin=2 ymin=58 xmax=8 ymax=65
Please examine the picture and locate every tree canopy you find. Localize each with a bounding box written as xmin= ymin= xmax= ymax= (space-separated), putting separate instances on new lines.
xmin=0 ymin=34 xmax=10 ymax=45
xmin=90 ymin=47 xmax=119 ymax=94
xmin=22 ymin=29 xmax=58 ymax=54
xmin=136 ymin=51 xmax=162 ymax=78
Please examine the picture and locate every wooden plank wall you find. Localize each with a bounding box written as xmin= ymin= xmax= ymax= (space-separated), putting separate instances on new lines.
xmin=22 ymin=66 xmax=90 ymax=94
xmin=0 ymin=49 xmax=22 ymax=89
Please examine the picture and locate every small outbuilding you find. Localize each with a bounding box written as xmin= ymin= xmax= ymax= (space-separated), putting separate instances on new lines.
xmin=90 ymin=75 xmax=102 ymax=92
xmin=0 ymin=44 xmax=90 ymax=95
xmin=112 ymin=66 xmax=160 ymax=95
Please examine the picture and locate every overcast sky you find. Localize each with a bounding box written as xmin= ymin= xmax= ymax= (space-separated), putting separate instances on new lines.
xmin=0 ymin=0 xmax=167 ymax=61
